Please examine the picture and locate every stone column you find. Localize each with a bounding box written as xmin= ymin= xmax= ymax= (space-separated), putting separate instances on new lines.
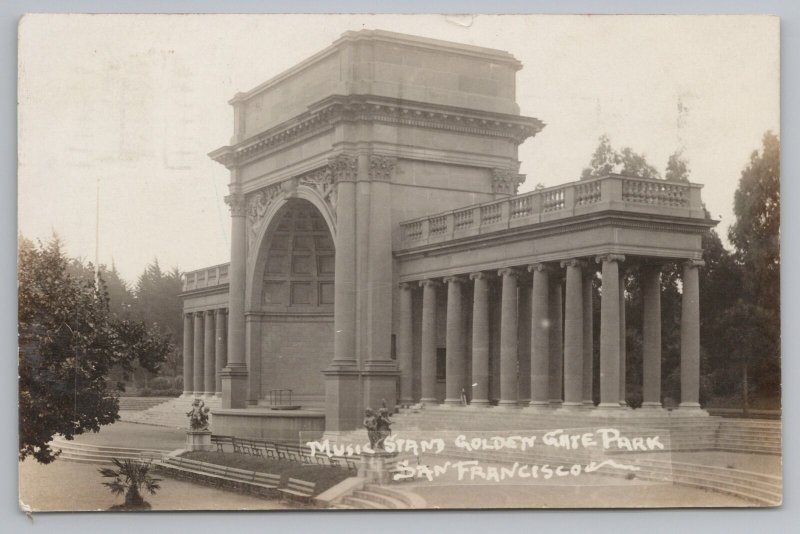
xmin=324 ymin=154 xmax=360 ymax=431
xmin=221 ymin=192 xmax=248 ymax=408
xmin=582 ymin=270 xmax=594 ymax=406
xmin=642 ymin=266 xmax=662 ymax=409
xmin=498 ymin=268 xmax=519 ymax=407
xmin=214 ymin=308 xmax=227 ymax=396
xmin=596 ymin=254 xmax=625 ymax=409
xmin=619 ymin=270 xmax=627 ymax=406
xmin=397 ymin=283 xmax=415 ymax=406
xmin=680 ymin=259 xmax=705 ymax=412
xmin=419 ymin=279 xmax=440 ymax=405
xmin=470 ymin=272 xmax=491 ymax=407
xmin=528 ymin=264 xmax=550 ymax=409
xmin=182 ymin=313 xmax=194 ymax=397
xmin=548 ymin=272 xmax=563 ymax=406
xmin=193 ymin=311 xmax=204 ymax=397
xmin=362 ymin=155 xmax=399 ymax=411
xmin=517 ymin=283 xmax=532 ymax=405
xmin=444 ymin=276 xmax=466 ymax=405
xmin=203 ymin=310 xmax=216 ymax=397
xmin=561 ymin=259 xmax=585 ymax=409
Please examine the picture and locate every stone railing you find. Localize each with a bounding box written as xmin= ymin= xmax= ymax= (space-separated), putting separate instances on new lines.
xmin=399 ymin=174 xmax=704 ymax=248
xmin=182 ymin=263 xmax=231 ymax=292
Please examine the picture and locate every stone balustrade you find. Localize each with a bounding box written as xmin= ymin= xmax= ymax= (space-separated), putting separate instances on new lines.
xmin=399 ymin=174 xmax=704 ymax=247
xmin=182 ymin=263 xmax=230 ymax=292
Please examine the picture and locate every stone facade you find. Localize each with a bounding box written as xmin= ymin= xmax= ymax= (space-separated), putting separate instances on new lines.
xmin=181 ymin=30 xmax=716 ymax=437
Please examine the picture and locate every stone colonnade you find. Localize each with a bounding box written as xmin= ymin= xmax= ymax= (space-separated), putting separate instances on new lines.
xmin=182 ymin=308 xmax=228 ymax=397
xmin=397 ymin=255 xmax=705 ymax=411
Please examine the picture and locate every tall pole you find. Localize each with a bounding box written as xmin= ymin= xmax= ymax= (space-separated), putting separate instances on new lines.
xmin=95 ymin=177 xmax=100 ymax=285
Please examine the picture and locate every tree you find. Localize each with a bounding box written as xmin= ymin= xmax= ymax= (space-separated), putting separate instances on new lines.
xmin=99 ymin=458 xmax=161 ymax=509
xmin=729 ymin=131 xmax=780 ymax=314
xmin=665 ymin=151 xmax=691 ymax=182
xmin=581 ymin=135 xmax=661 ymax=180
xmin=18 ymin=236 xmax=173 ymax=464
xmin=727 ymin=131 xmax=781 ymax=402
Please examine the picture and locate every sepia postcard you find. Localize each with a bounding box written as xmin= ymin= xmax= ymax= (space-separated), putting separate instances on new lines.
xmin=17 ymin=13 xmax=781 ymax=512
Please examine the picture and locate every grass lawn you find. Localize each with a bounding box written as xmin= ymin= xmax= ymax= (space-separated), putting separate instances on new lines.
xmin=182 ymin=451 xmax=352 ymax=494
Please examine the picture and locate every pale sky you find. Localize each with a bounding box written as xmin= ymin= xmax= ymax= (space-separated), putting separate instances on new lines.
xmin=18 ymin=14 xmax=779 ymax=284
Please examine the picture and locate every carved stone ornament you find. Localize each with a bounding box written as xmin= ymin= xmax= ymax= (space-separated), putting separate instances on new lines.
xmin=492 ymin=168 xmax=526 ymax=195
xmin=299 ymin=166 xmax=337 ymax=214
xmin=369 ymin=155 xmax=397 ymax=182
xmin=224 ymin=193 xmax=247 ymax=217
xmin=328 ymin=153 xmax=358 ymax=182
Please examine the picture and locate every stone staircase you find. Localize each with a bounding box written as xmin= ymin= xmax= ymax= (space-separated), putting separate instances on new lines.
xmin=119 ymin=396 xmax=222 ymax=429
xmin=118 ymin=397 xmax=175 ymax=411
xmin=392 ymin=406 xmax=781 ymax=455
xmin=51 ymin=438 xmax=168 ymax=466
xmin=333 ymin=484 xmax=426 ymax=510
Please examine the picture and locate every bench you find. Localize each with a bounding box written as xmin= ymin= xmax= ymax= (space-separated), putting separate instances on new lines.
xmin=278 ymin=477 xmax=316 ymax=502
xmin=275 ymin=443 xmax=301 ymax=462
xmin=211 ymin=435 xmax=234 ymax=453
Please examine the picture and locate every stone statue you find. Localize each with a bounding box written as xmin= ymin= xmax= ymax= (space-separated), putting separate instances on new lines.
xmin=186 ymin=399 xmax=210 ymax=431
xmin=363 ymin=408 xmax=379 ymax=450
xmin=375 ymin=407 xmax=393 ymax=451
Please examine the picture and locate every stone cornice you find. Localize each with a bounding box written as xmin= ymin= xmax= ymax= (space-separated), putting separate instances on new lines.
xmin=209 ymin=95 xmax=545 ymax=169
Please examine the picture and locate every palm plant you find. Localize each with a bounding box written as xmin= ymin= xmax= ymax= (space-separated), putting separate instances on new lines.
xmin=98 ymin=458 xmax=161 ymax=509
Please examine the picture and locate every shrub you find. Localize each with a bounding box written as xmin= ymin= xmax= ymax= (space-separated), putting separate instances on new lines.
xmin=150 ymin=376 xmax=172 ymax=391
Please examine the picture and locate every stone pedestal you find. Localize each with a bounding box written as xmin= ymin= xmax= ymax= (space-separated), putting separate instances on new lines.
xmin=358 ymin=451 xmax=399 ymax=485
xmin=186 ymin=430 xmax=214 ymax=452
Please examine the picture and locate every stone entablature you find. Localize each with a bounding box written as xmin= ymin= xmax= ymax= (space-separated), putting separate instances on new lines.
xmin=209 ymin=94 xmax=544 ymax=170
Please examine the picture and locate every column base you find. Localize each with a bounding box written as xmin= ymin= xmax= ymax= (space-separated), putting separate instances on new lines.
xmin=591 ymin=402 xmax=625 ymax=414
xmin=549 ymin=400 xmax=563 ymax=408
xmin=497 ymin=400 xmax=521 ymax=409
xmin=640 ymin=402 xmax=664 ymax=410
xmin=192 ymin=391 xmax=204 ymax=397
xmin=362 ymin=360 xmax=399 ymax=413
xmin=323 ymin=366 xmax=361 ymax=432
xmin=582 ymin=400 xmax=596 ymax=408
xmin=443 ymin=398 xmax=467 ymax=406
xmin=180 ymin=392 xmax=194 ymax=399
xmin=220 ymin=364 xmax=248 ymax=409
xmin=468 ymin=400 xmax=492 ymax=408
xmin=419 ymin=398 xmax=439 ymax=406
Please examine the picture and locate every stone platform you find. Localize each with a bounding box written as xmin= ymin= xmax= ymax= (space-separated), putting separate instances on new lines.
xmin=211 ymin=407 xmax=325 ymax=442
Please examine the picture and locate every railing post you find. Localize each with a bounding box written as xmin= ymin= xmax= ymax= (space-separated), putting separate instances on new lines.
xmin=601 ymin=176 xmax=623 ymax=206
xmin=564 ymin=184 xmax=576 ymax=213
xmin=500 ymin=199 xmax=511 ymax=227
xmin=421 ymin=219 xmax=430 ymax=244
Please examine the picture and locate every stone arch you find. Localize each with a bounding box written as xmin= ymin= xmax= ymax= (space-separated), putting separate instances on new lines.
xmin=244 ymin=189 xmax=337 ymax=407
xmin=245 ymin=184 xmax=337 ymax=312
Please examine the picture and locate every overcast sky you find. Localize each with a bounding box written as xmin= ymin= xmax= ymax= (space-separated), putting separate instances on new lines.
xmin=18 ymin=14 xmax=779 ymax=284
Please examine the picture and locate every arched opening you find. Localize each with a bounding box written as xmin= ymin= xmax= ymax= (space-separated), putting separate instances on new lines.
xmin=251 ymin=198 xmax=335 ymax=409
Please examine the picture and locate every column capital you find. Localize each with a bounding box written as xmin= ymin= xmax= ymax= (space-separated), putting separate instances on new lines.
xmin=214 ymin=308 xmax=227 ymax=317
xmin=194 ymin=311 xmax=205 ymax=318
xmin=469 ymin=271 xmax=491 ymax=281
xmin=560 ymin=258 xmax=588 ymax=269
xmin=683 ymin=258 xmax=706 ymax=269
xmin=595 ymin=253 xmax=626 ymax=264
xmin=443 ymin=275 xmax=466 ymax=285
xmin=399 ymin=281 xmax=416 ymax=291
xmin=224 ymin=193 xmax=247 ymax=217
xmin=205 ymin=309 xmax=215 ymax=317
xmin=328 ymin=153 xmax=358 ymax=182
xmin=419 ymin=279 xmax=442 ymax=289
xmin=368 ymin=155 xmax=397 ymax=182
xmin=497 ymin=267 xmax=520 ymax=279
xmin=528 ymin=263 xmax=553 ymax=274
